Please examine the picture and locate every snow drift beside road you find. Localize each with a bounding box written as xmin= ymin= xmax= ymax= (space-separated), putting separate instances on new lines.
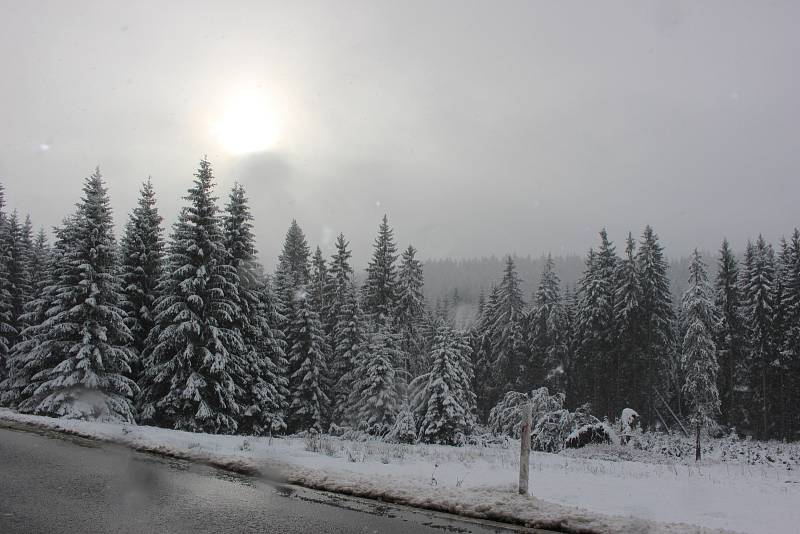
xmin=4 ymin=409 xmax=793 ymax=534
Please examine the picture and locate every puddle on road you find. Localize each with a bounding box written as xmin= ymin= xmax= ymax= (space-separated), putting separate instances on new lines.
xmin=421 ymin=521 xmax=471 ymax=533
xmin=213 ymin=469 xmax=256 ymax=488
xmin=273 ymin=485 xmax=295 ymax=497
xmin=133 ymin=453 xmax=190 ymax=472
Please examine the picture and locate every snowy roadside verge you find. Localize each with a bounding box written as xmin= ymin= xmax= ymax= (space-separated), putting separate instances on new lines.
xmin=0 ymin=409 xmax=729 ymax=534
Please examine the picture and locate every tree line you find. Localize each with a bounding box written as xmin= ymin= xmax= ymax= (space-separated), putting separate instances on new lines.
xmin=470 ymin=229 xmax=800 ymax=441
xmin=0 ymin=161 xmax=798 ymax=443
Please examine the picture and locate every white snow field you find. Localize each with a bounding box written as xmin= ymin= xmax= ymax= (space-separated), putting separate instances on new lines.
xmin=2 ymin=409 xmax=797 ymax=534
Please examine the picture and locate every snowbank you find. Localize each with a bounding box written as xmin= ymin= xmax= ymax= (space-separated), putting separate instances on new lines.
xmin=4 ymin=409 xmax=794 ymax=534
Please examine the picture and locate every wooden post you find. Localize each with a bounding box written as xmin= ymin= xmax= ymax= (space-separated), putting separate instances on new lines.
xmin=519 ymin=403 xmax=532 ymax=495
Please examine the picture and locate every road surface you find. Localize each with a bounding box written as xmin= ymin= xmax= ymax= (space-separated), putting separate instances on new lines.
xmin=0 ymin=423 xmax=540 ymax=534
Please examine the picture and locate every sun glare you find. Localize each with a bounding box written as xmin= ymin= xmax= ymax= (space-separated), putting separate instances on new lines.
xmin=212 ymin=90 xmax=281 ymax=154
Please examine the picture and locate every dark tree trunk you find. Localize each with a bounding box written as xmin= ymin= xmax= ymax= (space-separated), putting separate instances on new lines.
xmin=695 ymin=422 xmax=701 ymax=462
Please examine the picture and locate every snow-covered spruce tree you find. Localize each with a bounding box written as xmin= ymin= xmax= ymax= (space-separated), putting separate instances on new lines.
xmin=779 ymin=230 xmax=800 ymax=438
xmin=635 ymin=225 xmax=674 ymax=426
xmin=1 ymin=219 xmax=65 ymax=408
xmin=681 ymin=250 xmax=720 ymax=461
xmin=3 ymin=211 xmax=34 ymax=347
xmin=0 ymin=226 xmax=50 ymax=404
xmin=395 ymin=245 xmax=425 ymax=376
xmin=273 ymin=222 xmax=311 ymax=380
xmin=255 ymin=279 xmax=291 ymax=433
xmin=310 ymin=246 xmax=331 ymax=328
xmin=23 ymin=226 xmax=50 ymax=304
xmin=714 ymin=239 xmax=746 ymax=429
xmin=287 ymin=285 xmax=329 ymax=433
xmin=119 ymin=178 xmax=164 ymax=378
xmin=362 ymin=214 xmax=398 ymax=323
xmin=555 ymin=285 xmax=578 ymax=403
xmin=138 ymin=159 xmax=245 ymax=434
xmin=274 ymin=220 xmax=310 ymax=306
xmin=0 ymin=186 xmax=16 ymax=381
xmin=489 ymin=256 xmax=527 ymax=396
xmin=325 ymin=235 xmax=359 ymax=422
xmin=528 ymin=255 xmax=569 ymax=393
xmin=326 ymin=233 xmax=353 ymax=335
xmin=223 ymin=183 xmax=288 ymax=435
xmin=20 ymin=169 xmax=137 ymax=421
xmin=739 ymin=236 xmax=777 ymax=438
xmin=412 ymin=322 xmax=476 ymax=444
xmin=471 ymin=284 xmax=499 ymax=420
xmin=348 ymin=322 xmax=401 ymax=435
xmin=574 ymin=230 xmax=618 ymax=418
xmin=611 ymin=233 xmax=642 ymax=415
xmin=772 ymin=236 xmax=796 ymax=439
xmin=331 ymin=280 xmax=365 ymax=425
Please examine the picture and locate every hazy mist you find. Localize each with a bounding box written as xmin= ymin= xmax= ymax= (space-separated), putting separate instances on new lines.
xmin=2 ymin=0 xmax=798 ymax=267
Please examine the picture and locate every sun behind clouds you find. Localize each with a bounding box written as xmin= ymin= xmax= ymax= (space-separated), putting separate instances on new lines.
xmin=211 ymin=89 xmax=281 ymax=155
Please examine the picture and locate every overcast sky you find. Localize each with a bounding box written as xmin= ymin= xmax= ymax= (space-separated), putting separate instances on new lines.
xmin=1 ymin=0 xmax=798 ymax=267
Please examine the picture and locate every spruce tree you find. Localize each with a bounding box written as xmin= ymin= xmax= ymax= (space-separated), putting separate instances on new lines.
xmin=395 ymin=245 xmax=425 ymax=376
xmin=575 ymin=230 xmax=618 ymax=418
xmin=326 ymin=235 xmax=360 ymax=423
xmin=119 ymin=178 xmax=164 ymax=377
xmin=780 ymin=229 xmax=800 ymax=438
xmin=331 ymin=280 xmax=365 ymax=425
xmin=274 ymin=220 xmax=310 ymax=304
xmin=562 ymin=285 xmax=579 ymax=404
xmin=274 ymin=221 xmax=311 ymax=370
xmin=26 ymin=227 xmax=49 ymax=293
xmin=529 ymin=255 xmax=568 ymax=391
xmin=413 ymin=322 xmax=475 ymax=445
xmin=772 ymin=237 xmax=793 ymax=438
xmin=635 ymin=225 xmax=674 ymax=426
xmin=327 ymin=234 xmax=354 ymax=335
xmin=740 ymin=236 xmax=777 ymax=438
xmin=472 ymin=284 xmax=499 ymax=420
xmin=287 ymin=286 xmax=329 ymax=433
xmin=714 ymin=239 xmax=745 ymax=429
xmin=3 ymin=211 xmax=34 ymax=346
xmin=0 ymin=185 xmax=16 ymax=382
xmin=490 ymin=256 xmax=527 ymax=393
xmin=349 ymin=322 xmax=400 ymax=435
xmin=681 ymin=250 xmax=720 ymax=461
xmin=20 ymin=170 xmax=137 ymax=421
xmin=139 ymin=159 xmax=244 ymax=433
xmin=1 ymin=220 xmax=65 ymax=407
xmin=362 ymin=214 xmax=398 ymax=323
xmin=612 ymin=233 xmax=642 ymax=414
xmin=310 ymin=246 xmax=331 ymax=326
xmin=223 ymin=183 xmax=288 ymax=435
xmin=256 ymin=279 xmax=291 ymax=433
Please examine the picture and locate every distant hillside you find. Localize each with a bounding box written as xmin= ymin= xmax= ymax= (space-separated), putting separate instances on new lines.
xmin=421 ymin=252 xmax=712 ymax=321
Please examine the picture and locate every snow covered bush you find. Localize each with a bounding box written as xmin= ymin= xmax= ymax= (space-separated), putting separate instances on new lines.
xmin=618 ymin=408 xmax=640 ymax=444
xmin=533 ymin=405 xmax=598 ymax=452
xmin=565 ymin=422 xmax=618 ymax=449
xmin=385 ymin=405 xmax=417 ymax=444
xmin=488 ymin=387 xmax=602 ymax=452
xmin=488 ymin=388 xmax=566 ymax=438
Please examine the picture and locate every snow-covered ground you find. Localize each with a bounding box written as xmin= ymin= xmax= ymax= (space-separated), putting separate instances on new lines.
xmin=2 ymin=409 xmax=797 ymax=534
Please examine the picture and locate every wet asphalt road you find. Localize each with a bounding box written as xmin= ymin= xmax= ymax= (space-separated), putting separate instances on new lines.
xmin=0 ymin=423 xmax=539 ymax=534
